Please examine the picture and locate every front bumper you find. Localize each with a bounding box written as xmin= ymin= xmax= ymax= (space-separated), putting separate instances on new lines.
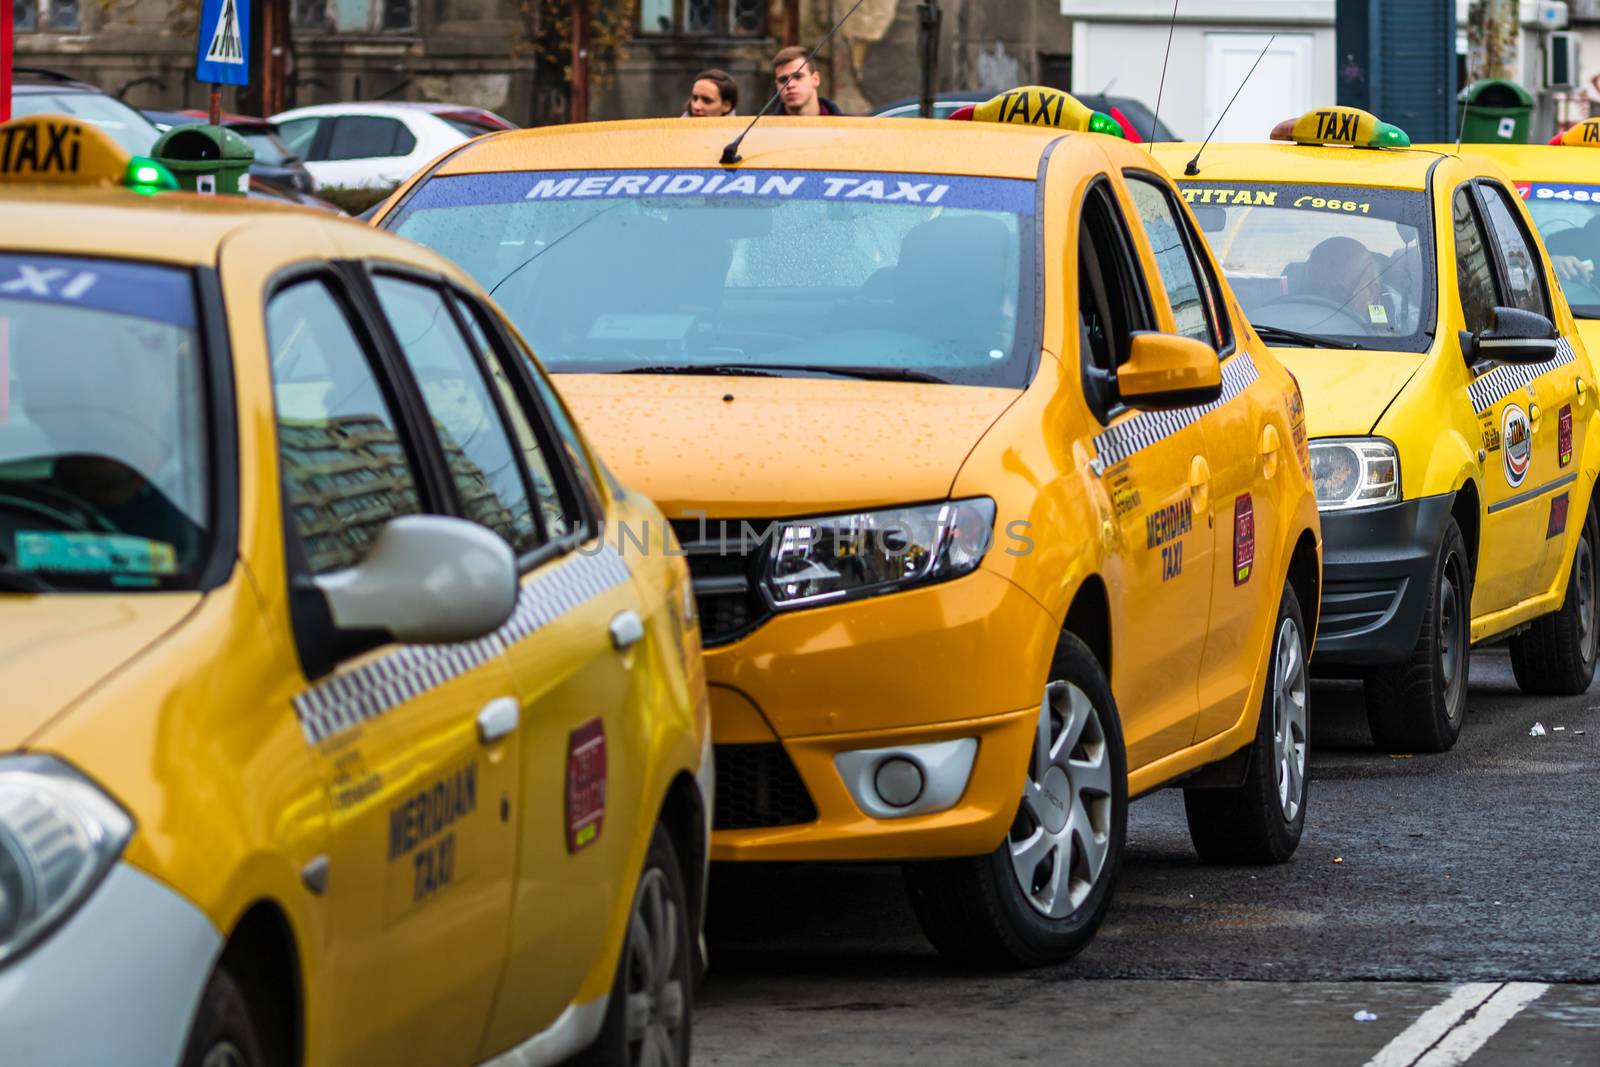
xmin=702 ymin=568 xmax=1054 ymax=863
xmin=0 ymin=862 xmax=220 ymax=1066
xmin=1313 ymin=494 xmax=1454 ymax=667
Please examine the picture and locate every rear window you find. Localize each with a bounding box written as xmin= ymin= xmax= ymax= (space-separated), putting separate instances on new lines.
xmin=386 ymin=168 xmax=1039 ymax=388
xmin=9 ymin=92 xmax=160 ymax=156
xmin=0 ymin=255 xmax=210 ymax=590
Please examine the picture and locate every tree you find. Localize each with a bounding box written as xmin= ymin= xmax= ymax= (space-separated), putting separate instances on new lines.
xmin=518 ymin=0 xmax=638 ymax=124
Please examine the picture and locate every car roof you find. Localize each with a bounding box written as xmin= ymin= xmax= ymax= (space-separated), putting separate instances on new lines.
xmin=1414 ymin=142 xmax=1600 ymax=183
xmin=0 ymin=189 xmax=437 ymax=267
xmin=432 ymin=116 xmax=1096 ymax=182
xmin=270 ymin=102 xmax=446 ymax=122
xmin=10 ymin=68 xmax=102 ymax=94
xmin=1147 ymin=142 xmax=1452 ymax=190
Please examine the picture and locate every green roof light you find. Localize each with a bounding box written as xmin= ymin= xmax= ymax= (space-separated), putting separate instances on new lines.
xmin=1370 ymin=121 xmax=1411 ymax=149
xmin=1088 ymin=111 xmax=1126 ymax=139
xmin=125 ymin=156 xmax=180 ymax=194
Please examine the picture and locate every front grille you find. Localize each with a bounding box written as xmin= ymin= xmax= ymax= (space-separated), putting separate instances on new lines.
xmin=671 ymin=518 xmax=773 ymax=646
xmin=713 ymin=743 xmax=818 ymax=830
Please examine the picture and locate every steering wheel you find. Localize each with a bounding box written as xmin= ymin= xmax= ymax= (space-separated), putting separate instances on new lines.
xmin=1255 ymin=294 xmax=1376 ymax=334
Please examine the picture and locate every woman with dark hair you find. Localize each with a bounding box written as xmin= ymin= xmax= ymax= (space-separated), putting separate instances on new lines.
xmin=685 ymin=69 xmax=738 ymax=116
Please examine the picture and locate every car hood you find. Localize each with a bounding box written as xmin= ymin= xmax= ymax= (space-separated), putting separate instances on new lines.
xmin=1270 ymin=347 xmax=1428 ymax=438
xmin=555 ymin=374 xmax=1023 ymax=517
xmin=0 ymin=594 xmax=200 ymax=745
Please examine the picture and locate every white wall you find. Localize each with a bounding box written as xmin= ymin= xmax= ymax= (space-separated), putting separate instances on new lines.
xmin=1067 ymin=20 xmax=1336 ymax=141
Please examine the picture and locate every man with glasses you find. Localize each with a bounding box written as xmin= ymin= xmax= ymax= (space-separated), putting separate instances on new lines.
xmin=773 ymin=46 xmax=847 ymax=116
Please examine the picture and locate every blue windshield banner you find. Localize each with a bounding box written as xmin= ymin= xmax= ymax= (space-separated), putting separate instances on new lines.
xmin=404 ymin=169 xmax=1037 ymax=216
xmin=1519 ymin=182 xmax=1600 ymax=203
xmin=0 ymin=255 xmax=195 ymax=328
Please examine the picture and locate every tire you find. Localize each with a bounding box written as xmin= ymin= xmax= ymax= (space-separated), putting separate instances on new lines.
xmin=1184 ymin=582 xmax=1310 ymax=865
xmin=903 ymin=633 xmax=1128 ymax=969
xmin=180 ymin=967 xmax=268 ymax=1067
xmin=1365 ymin=517 xmax=1471 ymax=753
xmin=1510 ymin=500 xmax=1600 ymax=695
xmin=572 ymin=824 xmax=693 ymax=1067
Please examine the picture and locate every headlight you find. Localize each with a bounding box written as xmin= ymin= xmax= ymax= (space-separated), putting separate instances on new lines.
xmin=0 ymin=756 xmax=133 ymax=967
xmin=1309 ymin=438 xmax=1400 ymax=511
xmin=764 ymin=498 xmax=996 ymax=609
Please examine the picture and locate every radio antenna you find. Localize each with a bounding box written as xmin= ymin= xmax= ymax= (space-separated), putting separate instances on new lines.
xmin=1454 ymin=53 xmax=1476 ymax=154
xmin=1185 ymin=34 xmax=1276 ymax=176
xmin=721 ymin=0 xmax=870 ymax=166
xmin=1148 ymin=0 xmax=1180 ymax=146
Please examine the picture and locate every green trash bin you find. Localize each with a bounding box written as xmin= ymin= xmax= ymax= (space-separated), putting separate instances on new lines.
xmin=1458 ymin=79 xmax=1534 ymax=144
xmin=149 ymin=124 xmax=255 ymax=196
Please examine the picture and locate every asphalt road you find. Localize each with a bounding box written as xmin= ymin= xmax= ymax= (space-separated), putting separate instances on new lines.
xmin=695 ymin=646 xmax=1600 ymax=1065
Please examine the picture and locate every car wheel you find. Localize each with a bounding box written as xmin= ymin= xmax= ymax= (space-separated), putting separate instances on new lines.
xmin=180 ymin=967 xmax=268 ymax=1067
xmin=1365 ymin=517 xmax=1471 ymax=753
xmin=1510 ymin=500 xmax=1600 ymax=695
xmin=903 ymin=633 xmax=1128 ymax=968
xmin=573 ymin=824 xmax=693 ymax=1067
xmin=1184 ymin=582 xmax=1310 ymax=864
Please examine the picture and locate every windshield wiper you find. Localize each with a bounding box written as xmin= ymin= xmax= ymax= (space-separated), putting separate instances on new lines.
xmin=0 ymin=567 xmax=52 ymax=593
xmin=1252 ymin=324 xmax=1365 ymax=351
xmin=619 ymin=362 xmax=948 ymax=384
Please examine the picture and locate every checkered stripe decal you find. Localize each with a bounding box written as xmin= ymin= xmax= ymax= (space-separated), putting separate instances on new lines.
xmin=292 ymin=543 xmax=633 ymax=744
xmin=1091 ymin=351 xmax=1260 ymax=472
xmin=1468 ymin=337 xmax=1577 ymax=415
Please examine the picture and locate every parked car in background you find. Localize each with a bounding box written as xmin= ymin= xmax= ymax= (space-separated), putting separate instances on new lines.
xmin=143 ymin=109 xmax=319 ymax=196
xmin=247 ymin=174 xmax=345 ymax=214
xmin=268 ymin=102 xmax=516 ymax=190
xmin=9 ymin=67 xmax=161 ymax=155
xmin=871 ymin=89 xmax=1179 ymax=142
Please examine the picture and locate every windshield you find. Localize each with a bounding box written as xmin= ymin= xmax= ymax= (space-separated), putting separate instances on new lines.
xmin=1518 ymin=182 xmax=1600 ymax=318
xmin=1178 ymin=182 xmax=1435 ymax=351
xmin=388 ymin=168 xmax=1037 ymax=387
xmin=236 ymin=128 xmax=293 ymax=164
xmin=0 ymin=255 xmax=210 ymax=590
xmin=10 ymin=92 xmax=161 ymax=155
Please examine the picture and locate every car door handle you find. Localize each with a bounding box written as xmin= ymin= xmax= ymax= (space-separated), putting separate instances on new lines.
xmin=1189 ymin=455 xmax=1211 ymax=516
xmin=609 ymin=610 xmax=645 ymax=651
xmin=477 ymin=697 xmax=520 ymax=744
xmin=1530 ymin=403 xmax=1542 ymax=431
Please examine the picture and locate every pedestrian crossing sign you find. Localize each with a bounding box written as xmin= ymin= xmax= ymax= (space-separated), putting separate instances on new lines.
xmin=194 ymin=0 xmax=250 ymax=86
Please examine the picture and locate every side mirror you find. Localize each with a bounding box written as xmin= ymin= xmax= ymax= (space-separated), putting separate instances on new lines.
xmin=314 ymin=515 xmax=518 ymax=645
xmin=1466 ymin=306 xmax=1559 ymax=365
xmin=1117 ymin=332 xmax=1223 ymax=410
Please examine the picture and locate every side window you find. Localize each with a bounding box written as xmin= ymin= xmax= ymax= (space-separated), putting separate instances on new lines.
xmin=1125 ymin=175 xmax=1221 ymax=348
xmin=523 ymin=350 xmax=606 ymax=525
xmin=277 ymin=118 xmax=320 ymax=160
xmin=326 ymin=116 xmax=417 ymax=161
xmin=451 ymin=293 xmax=576 ymax=541
xmin=266 ymin=278 xmax=422 ymax=575
xmin=1077 ymin=181 xmax=1153 ymax=419
xmin=1479 ymin=182 xmax=1551 ymax=317
xmin=372 ymin=275 xmax=544 ymax=555
xmin=1453 ymin=186 xmax=1499 ymax=335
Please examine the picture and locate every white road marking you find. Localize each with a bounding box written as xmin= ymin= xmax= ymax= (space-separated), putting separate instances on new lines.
xmin=1364 ymin=982 xmax=1550 ymax=1067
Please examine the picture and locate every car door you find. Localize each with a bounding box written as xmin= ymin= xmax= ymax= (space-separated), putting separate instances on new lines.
xmin=264 ymin=273 xmax=520 ymax=1067
xmin=1475 ymin=179 xmax=1590 ymax=595
xmin=1122 ymin=170 xmax=1283 ymax=744
xmin=365 ymin=272 xmax=652 ymax=1053
xmin=1455 ymin=183 xmax=1568 ymax=613
xmin=1077 ymin=177 xmax=1212 ymax=768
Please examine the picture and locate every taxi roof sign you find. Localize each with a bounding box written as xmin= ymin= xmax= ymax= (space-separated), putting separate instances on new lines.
xmin=1270 ymin=106 xmax=1410 ymax=150
xmin=0 ymin=113 xmax=178 ymax=192
xmin=952 ymin=86 xmax=1125 ymax=139
xmin=1553 ymin=118 xmax=1600 ymax=146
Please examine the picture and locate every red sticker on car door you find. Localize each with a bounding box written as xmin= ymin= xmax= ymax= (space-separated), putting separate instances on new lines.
xmin=1559 ymin=405 xmax=1573 ymax=467
xmin=1548 ymin=493 xmax=1570 ymax=540
xmin=566 ymin=719 xmax=606 ymax=853
xmin=1234 ymin=494 xmax=1255 ymax=586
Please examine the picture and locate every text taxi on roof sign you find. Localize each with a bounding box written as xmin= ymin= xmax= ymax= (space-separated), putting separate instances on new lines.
xmin=0 ymin=111 xmax=179 ymax=192
xmin=373 ymin=85 xmax=1322 ymax=967
xmin=1152 ymin=106 xmax=1600 ymax=755
xmin=0 ymin=111 xmax=711 ymax=1066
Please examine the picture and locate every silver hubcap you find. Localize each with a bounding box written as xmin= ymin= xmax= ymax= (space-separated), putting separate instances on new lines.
xmin=1272 ymin=615 xmax=1309 ymax=822
xmin=1576 ymin=527 xmax=1597 ymax=661
xmin=201 ymin=1043 xmax=246 ymax=1067
xmin=1010 ymin=680 xmax=1114 ymax=919
xmin=624 ymin=868 xmax=685 ymax=1067
xmin=1439 ymin=549 xmax=1468 ymax=725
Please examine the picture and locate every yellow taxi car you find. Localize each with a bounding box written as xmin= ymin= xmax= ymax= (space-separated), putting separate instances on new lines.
xmin=0 ymin=115 xmax=710 ymax=1067
xmin=374 ymin=87 xmax=1322 ymax=967
xmin=1152 ymin=107 xmax=1600 ymax=754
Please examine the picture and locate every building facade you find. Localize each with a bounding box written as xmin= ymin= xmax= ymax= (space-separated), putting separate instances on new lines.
xmin=9 ymin=0 xmax=1069 ymax=124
